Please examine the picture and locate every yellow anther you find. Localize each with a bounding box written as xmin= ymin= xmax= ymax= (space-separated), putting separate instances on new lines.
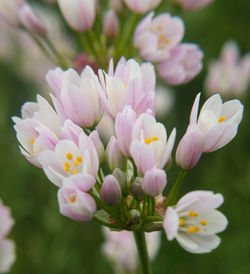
xmin=74 ymin=161 xmax=79 ymax=166
xmin=179 ymin=218 xmax=185 ymax=226
xmin=76 ymin=156 xmax=82 ymax=162
xmin=189 ymin=210 xmax=199 ymax=217
xmin=145 ymin=137 xmax=152 ymax=145
xmin=194 ymin=226 xmax=200 ymax=232
xmin=187 ymin=226 xmax=195 ymax=233
xmin=72 ymin=170 xmax=77 ymax=175
xmin=123 ymin=83 xmax=126 ymax=88
xmin=69 ymin=194 xmax=76 ymax=203
xmin=30 ymin=139 xmax=35 ymax=144
xmin=152 ymin=136 xmax=158 ymax=142
xmin=66 ymin=153 xmax=73 ymax=160
xmin=200 ymin=219 xmax=207 ymax=226
xmin=64 ymin=167 xmax=70 ymax=172
xmin=218 ymin=116 xmax=226 ymax=123
xmin=187 ymin=226 xmax=200 ymax=233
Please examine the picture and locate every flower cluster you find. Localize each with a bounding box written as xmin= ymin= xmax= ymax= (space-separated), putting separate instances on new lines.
xmin=13 ymin=57 xmax=243 ymax=255
xmin=205 ymin=40 xmax=250 ymax=97
xmin=0 ymin=200 xmax=15 ymax=273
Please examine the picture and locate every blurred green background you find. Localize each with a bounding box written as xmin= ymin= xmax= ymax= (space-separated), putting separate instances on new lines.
xmin=0 ymin=0 xmax=250 ymax=273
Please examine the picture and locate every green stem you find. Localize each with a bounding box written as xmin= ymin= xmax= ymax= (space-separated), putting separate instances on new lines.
xmin=163 ymin=170 xmax=187 ymax=208
xmin=26 ymin=29 xmax=55 ymax=64
xmin=45 ymin=38 xmax=70 ymax=69
xmin=133 ymin=231 xmax=152 ymax=274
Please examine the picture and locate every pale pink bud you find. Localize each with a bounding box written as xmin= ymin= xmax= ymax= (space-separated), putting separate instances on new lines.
xmin=0 ymin=0 xmax=25 ymax=26
xmin=142 ymin=168 xmax=167 ymax=196
xmin=89 ymin=130 xmax=105 ymax=163
xmin=58 ymin=0 xmax=96 ymax=32
xmin=175 ymin=125 xmax=203 ymax=170
xmin=104 ymin=10 xmax=119 ymax=38
xmin=18 ymin=4 xmax=47 ymax=37
xmin=106 ymin=137 xmax=126 ymax=170
xmin=111 ymin=0 xmax=123 ymax=12
xmin=58 ymin=186 xmax=96 ymax=222
xmin=158 ymin=43 xmax=203 ymax=85
xmin=100 ymin=175 xmax=122 ymax=205
xmin=124 ymin=0 xmax=162 ymax=14
xmin=115 ymin=105 xmax=137 ymax=156
xmin=174 ymin=0 xmax=214 ymax=11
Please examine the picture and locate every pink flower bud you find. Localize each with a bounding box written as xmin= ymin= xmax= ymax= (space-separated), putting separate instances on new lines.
xmin=104 ymin=10 xmax=119 ymax=38
xmin=89 ymin=130 xmax=105 ymax=163
xmin=18 ymin=4 xmax=47 ymax=37
xmin=175 ymin=125 xmax=203 ymax=170
xmin=142 ymin=168 xmax=167 ymax=197
xmin=111 ymin=0 xmax=123 ymax=12
xmin=58 ymin=186 xmax=96 ymax=222
xmin=106 ymin=137 xmax=126 ymax=170
xmin=58 ymin=0 xmax=96 ymax=32
xmin=100 ymin=175 xmax=122 ymax=205
xmin=158 ymin=43 xmax=203 ymax=85
xmin=124 ymin=0 xmax=162 ymax=14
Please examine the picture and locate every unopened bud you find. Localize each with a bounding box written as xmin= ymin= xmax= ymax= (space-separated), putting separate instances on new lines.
xmin=103 ymin=10 xmax=119 ymax=38
xmin=18 ymin=4 xmax=47 ymax=37
xmin=112 ymin=168 xmax=127 ymax=195
xmin=131 ymin=177 xmax=145 ymax=201
xmin=100 ymin=175 xmax=122 ymax=205
xmin=106 ymin=136 xmax=126 ymax=170
xmin=90 ymin=130 xmax=105 ymax=163
xmin=127 ymin=209 xmax=141 ymax=226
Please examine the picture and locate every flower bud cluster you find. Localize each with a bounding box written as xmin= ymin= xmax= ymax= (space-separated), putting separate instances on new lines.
xmin=13 ymin=57 xmax=243 ymax=254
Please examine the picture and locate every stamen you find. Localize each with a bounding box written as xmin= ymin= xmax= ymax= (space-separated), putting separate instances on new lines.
xmin=152 ymin=137 xmax=158 ymax=142
xmin=157 ymin=25 xmax=163 ymax=31
xmin=69 ymin=194 xmax=76 ymax=203
xmin=66 ymin=153 xmax=73 ymax=160
xmin=200 ymin=219 xmax=207 ymax=226
xmin=123 ymin=83 xmax=126 ymax=88
xmin=74 ymin=161 xmax=79 ymax=166
xmin=218 ymin=116 xmax=226 ymax=123
xmin=145 ymin=137 xmax=152 ymax=145
xmin=30 ymin=139 xmax=35 ymax=144
xmin=72 ymin=170 xmax=77 ymax=175
xmin=187 ymin=226 xmax=200 ymax=233
xmin=189 ymin=210 xmax=199 ymax=217
xmin=64 ymin=162 xmax=70 ymax=172
xmin=76 ymin=156 xmax=82 ymax=162
xmin=179 ymin=218 xmax=185 ymax=226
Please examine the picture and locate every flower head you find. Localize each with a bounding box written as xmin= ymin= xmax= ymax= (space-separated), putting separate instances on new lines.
xmin=163 ymin=191 xmax=228 ymax=253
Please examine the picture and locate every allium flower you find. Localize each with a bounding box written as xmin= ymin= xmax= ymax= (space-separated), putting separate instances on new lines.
xmin=124 ymin=0 xmax=162 ymax=14
xmin=98 ymin=58 xmax=156 ymax=119
xmin=130 ymin=113 xmax=176 ymax=174
xmin=176 ymin=93 xmax=244 ymax=169
xmin=57 ymin=0 xmax=96 ymax=32
xmin=158 ymin=43 xmax=203 ymax=85
xmin=174 ymin=0 xmax=215 ymax=11
xmin=12 ymin=95 xmax=62 ymax=167
xmin=163 ymin=191 xmax=228 ymax=253
xmin=0 ymin=0 xmax=25 ymax=26
xmin=37 ymin=133 xmax=99 ymax=187
xmin=58 ymin=174 xmax=96 ymax=222
xmin=205 ymin=40 xmax=250 ymax=97
xmin=18 ymin=3 xmax=47 ymax=37
xmin=46 ymin=66 xmax=103 ymax=128
xmin=0 ymin=200 xmax=16 ymax=273
xmin=102 ymin=228 xmax=161 ymax=272
xmin=103 ymin=10 xmax=120 ymax=38
xmin=134 ymin=12 xmax=184 ymax=62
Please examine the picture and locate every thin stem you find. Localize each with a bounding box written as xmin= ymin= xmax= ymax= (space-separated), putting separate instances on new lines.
xmin=133 ymin=231 xmax=152 ymax=274
xmin=163 ymin=170 xmax=187 ymax=208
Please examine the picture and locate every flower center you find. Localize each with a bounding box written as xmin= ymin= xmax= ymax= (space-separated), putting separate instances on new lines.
xmin=218 ymin=116 xmax=226 ymax=123
xmin=179 ymin=210 xmax=208 ymax=234
xmin=144 ymin=136 xmax=159 ymax=145
xmin=158 ymin=34 xmax=170 ymax=49
xmin=64 ymin=153 xmax=82 ymax=175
